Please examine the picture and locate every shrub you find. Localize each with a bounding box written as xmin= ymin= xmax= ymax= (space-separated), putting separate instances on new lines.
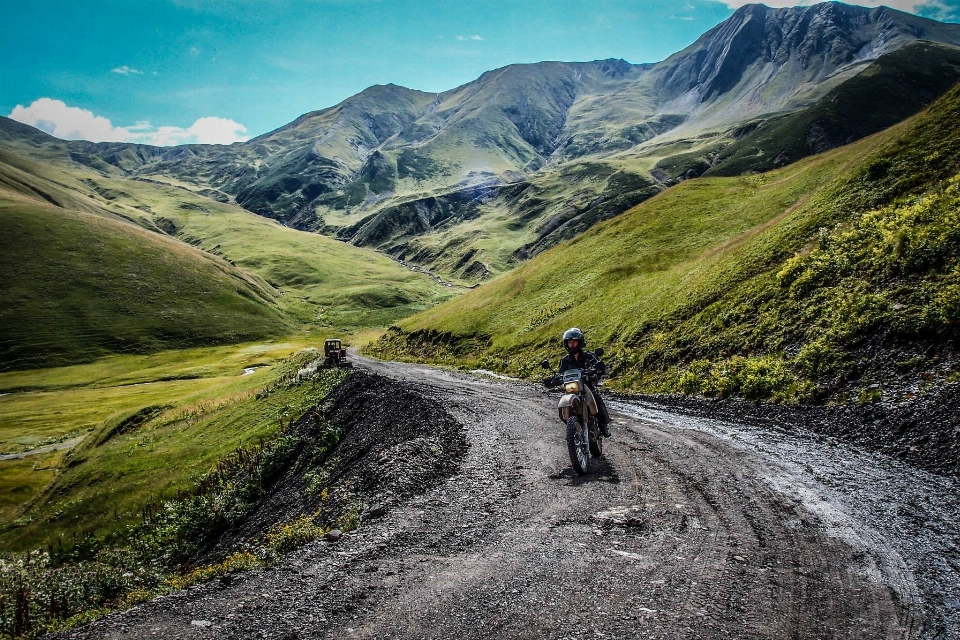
xmin=676 ymin=356 xmax=797 ymax=401
xmin=264 ymin=515 xmax=325 ymax=555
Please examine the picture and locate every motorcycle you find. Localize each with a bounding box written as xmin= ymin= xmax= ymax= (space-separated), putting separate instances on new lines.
xmin=540 ymin=347 xmax=605 ymax=475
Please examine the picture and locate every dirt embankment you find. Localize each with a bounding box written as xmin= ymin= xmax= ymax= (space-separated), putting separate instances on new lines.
xmin=194 ymin=370 xmax=468 ymax=564
xmin=617 ymin=382 xmax=960 ymax=477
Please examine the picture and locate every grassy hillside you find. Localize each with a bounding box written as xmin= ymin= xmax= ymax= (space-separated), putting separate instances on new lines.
xmin=0 ymin=341 xmax=342 ymax=553
xmin=0 ymin=344 xmax=357 ymax=639
xmin=0 ymin=155 xmax=291 ymax=371
xmin=370 ymin=81 xmax=960 ymax=403
xmin=323 ymin=159 xmax=660 ymax=284
xmin=81 ymin=171 xmax=457 ymax=328
xmin=0 ymin=341 xmax=302 ymax=539
xmin=0 ymin=131 xmax=454 ymax=552
xmin=0 ymin=145 xmax=455 ymax=370
xmin=0 ymin=140 xmax=456 ymax=549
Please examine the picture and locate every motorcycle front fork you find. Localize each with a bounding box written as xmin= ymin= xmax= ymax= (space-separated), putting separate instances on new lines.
xmin=560 ymin=404 xmax=595 ymax=441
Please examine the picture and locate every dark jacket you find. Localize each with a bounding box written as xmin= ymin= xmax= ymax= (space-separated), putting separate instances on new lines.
xmin=559 ymin=350 xmax=605 ymax=386
xmin=556 ymin=349 xmax=610 ymax=427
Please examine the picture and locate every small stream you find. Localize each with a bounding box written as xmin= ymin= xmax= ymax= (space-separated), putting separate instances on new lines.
xmin=0 ymin=435 xmax=87 ymax=461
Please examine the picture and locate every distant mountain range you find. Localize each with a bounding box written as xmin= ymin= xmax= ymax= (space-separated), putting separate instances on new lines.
xmin=371 ymin=75 xmax=960 ymax=410
xmin=4 ymin=1 xmax=960 ymax=284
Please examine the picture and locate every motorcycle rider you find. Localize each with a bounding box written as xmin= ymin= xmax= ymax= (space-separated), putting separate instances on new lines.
xmin=558 ymin=327 xmax=612 ymax=438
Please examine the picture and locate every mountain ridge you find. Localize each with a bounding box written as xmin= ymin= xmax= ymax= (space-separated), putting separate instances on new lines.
xmin=369 ymin=79 xmax=960 ymax=406
xmin=5 ymin=2 xmax=960 ymax=285
xmin=11 ymin=3 xmax=960 ymax=179
xmin=647 ymin=2 xmax=960 ymax=130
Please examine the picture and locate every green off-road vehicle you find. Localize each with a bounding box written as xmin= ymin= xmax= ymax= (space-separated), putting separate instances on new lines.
xmin=323 ymin=339 xmax=350 ymax=367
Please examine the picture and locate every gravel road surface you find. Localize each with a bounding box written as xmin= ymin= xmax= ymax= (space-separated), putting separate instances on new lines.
xmin=57 ymin=354 xmax=960 ymax=639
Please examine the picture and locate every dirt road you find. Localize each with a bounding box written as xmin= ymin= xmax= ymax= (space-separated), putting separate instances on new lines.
xmin=61 ymin=355 xmax=960 ymax=639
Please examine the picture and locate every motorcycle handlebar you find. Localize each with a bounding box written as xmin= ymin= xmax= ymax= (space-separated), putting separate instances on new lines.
xmin=542 ymin=375 xmax=562 ymax=388
xmin=542 ymin=368 xmax=603 ymax=388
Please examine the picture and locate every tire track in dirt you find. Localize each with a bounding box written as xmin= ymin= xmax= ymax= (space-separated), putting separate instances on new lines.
xmin=611 ymin=400 xmax=959 ymax=638
xmin=57 ymin=356 xmax=948 ymax=639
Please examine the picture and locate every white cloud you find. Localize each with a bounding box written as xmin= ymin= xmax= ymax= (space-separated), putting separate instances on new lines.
xmin=8 ymin=98 xmax=248 ymax=146
xmin=717 ymin=0 xmax=955 ymax=15
xmin=187 ymin=117 xmax=248 ymax=144
xmin=9 ymin=98 xmax=122 ymax=142
xmin=111 ymin=65 xmax=143 ymax=75
xmin=456 ymin=35 xmax=483 ymax=41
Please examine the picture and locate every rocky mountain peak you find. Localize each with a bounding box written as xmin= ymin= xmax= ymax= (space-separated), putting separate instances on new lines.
xmin=596 ymin=57 xmax=636 ymax=78
xmin=655 ymin=1 xmax=960 ymax=109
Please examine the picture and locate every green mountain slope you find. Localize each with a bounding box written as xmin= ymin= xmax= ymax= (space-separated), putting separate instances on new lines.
xmin=327 ymin=159 xmax=660 ymax=283
xmin=370 ymin=81 xmax=960 ymax=402
xmin=0 ymin=142 xmax=455 ymax=370
xmin=0 ymin=154 xmax=291 ymax=371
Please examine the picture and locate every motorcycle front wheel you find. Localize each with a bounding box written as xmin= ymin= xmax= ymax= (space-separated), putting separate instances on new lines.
xmin=566 ymin=415 xmax=589 ymax=475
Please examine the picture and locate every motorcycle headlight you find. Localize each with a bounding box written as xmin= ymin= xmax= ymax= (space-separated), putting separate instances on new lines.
xmin=564 ymin=381 xmax=581 ymax=393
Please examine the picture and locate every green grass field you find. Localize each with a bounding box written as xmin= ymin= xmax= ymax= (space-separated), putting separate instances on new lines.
xmin=0 ymin=164 xmax=292 ymax=371
xmin=0 ymin=339 xmax=333 ymax=551
xmin=0 ymin=132 xmax=457 ymax=555
xmin=0 ymin=341 xmax=350 ymax=639
xmin=0 ymin=144 xmax=455 ymax=372
xmin=88 ymin=171 xmax=456 ymax=326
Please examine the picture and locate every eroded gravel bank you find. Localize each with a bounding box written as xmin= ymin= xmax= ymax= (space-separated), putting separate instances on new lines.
xmin=193 ymin=371 xmax=468 ymax=565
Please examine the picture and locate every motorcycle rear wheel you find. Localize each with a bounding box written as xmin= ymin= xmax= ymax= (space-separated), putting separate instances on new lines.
xmin=589 ymin=428 xmax=603 ymax=457
xmin=566 ymin=415 xmax=589 ymax=475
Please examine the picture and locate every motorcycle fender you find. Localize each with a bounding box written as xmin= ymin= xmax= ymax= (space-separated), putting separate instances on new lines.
xmin=558 ymin=394 xmax=581 ymax=422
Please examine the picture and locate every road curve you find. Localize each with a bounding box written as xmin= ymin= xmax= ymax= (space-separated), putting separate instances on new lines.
xmin=60 ymin=354 xmax=960 ymax=639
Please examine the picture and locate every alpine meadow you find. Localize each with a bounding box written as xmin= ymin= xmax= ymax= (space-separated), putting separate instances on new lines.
xmin=5 ymin=2 xmax=960 ymax=638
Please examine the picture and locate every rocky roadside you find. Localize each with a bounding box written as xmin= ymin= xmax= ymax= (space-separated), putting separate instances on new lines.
xmin=191 ymin=370 xmax=469 ymax=565
xmin=613 ymin=381 xmax=960 ymax=477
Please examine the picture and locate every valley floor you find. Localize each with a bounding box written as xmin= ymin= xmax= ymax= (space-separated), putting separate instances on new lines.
xmin=55 ymin=354 xmax=960 ymax=639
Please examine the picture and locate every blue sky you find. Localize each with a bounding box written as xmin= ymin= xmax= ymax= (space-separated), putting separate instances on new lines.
xmin=3 ymin=0 xmax=959 ymax=145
